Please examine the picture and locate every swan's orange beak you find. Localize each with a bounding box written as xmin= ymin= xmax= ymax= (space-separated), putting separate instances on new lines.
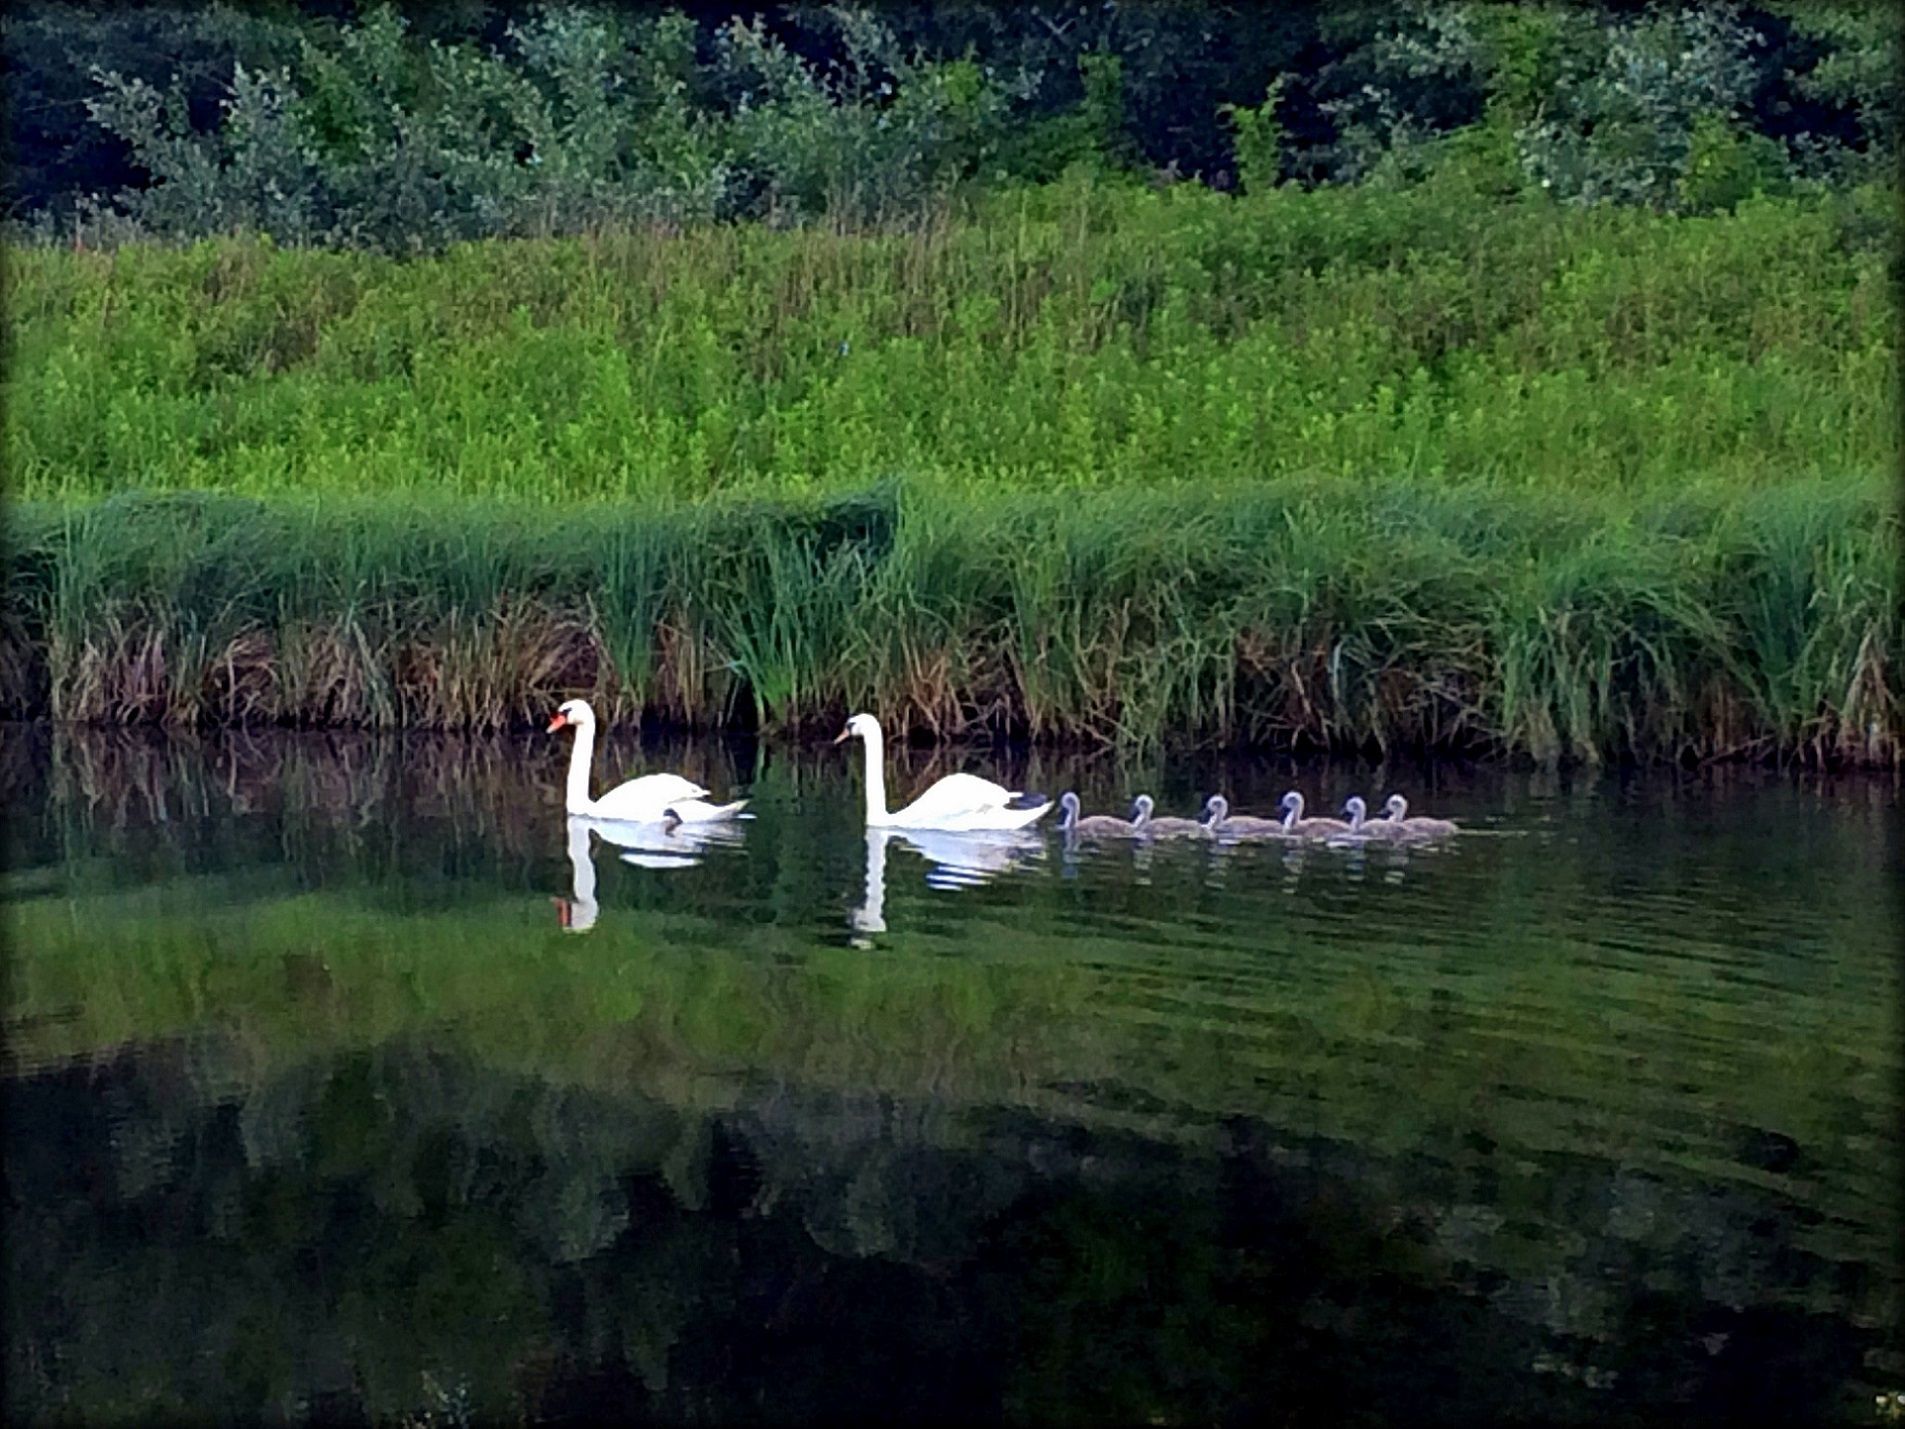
xmin=547 ymin=712 xmax=568 ymax=733
xmin=832 ymin=726 xmax=851 ymax=744
xmin=552 ymin=896 xmax=571 ymax=928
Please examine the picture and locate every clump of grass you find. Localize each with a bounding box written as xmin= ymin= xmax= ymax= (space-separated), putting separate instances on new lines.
xmin=5 ymin=478 xmax=1896 ymax=764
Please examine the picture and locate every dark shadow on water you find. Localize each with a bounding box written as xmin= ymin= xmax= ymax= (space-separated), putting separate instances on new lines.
xmin=4 ymin=1037 xmax=1884 ymax=1426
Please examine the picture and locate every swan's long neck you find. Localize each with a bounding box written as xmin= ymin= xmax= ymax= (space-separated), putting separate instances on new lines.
xmin=859 ymin=724 xmax=891 ymax=826
xmin=566 ymin=723 xmax=596 ymax=815
xmin=1346 ymin=801 xmax=1364 ymax=832
xmin=1282 ymin=794 xmax=1303 ymax=830
xmin=1388 ymin=795 xmax=1408 ymax=822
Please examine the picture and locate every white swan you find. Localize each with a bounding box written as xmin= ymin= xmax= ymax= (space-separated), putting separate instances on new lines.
xmin=834 ymin=713 xmax=1052 ymax=831
xmin=548 ymin=699 xmax=747 ymax=823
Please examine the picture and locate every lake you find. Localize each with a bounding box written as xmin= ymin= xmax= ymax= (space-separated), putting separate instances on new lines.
xmin=4 ymin=724 xmax=1899 ymax=1424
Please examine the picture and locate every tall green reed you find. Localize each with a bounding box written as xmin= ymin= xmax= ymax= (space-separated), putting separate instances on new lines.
xmin=6 ymin=478 xmax=1896 ymax=764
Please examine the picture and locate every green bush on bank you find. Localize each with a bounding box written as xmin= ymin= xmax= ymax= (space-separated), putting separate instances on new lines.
xmin=19 ymin=1 xmax=1891 ymax=248
xmin=6 ymin=179 xmax=1894 ymax=504
xmin=5 ymin=160 xmax=1894 ymax=761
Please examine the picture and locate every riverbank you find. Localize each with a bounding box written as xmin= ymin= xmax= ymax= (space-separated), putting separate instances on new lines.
xmin=6 ymin=182 xmax=1895 ymax=761
xmin=5 ymin=479 xmax=1896 ymax=763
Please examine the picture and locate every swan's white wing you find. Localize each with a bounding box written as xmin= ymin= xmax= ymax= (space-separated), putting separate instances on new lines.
xmin=591 ymin=773 xmax=710 ymax=821
xmin=890 ymin=772 xmax=1020 ymax=828
xmin=964 ymin=798 xmax=1055 ymax=831
xmin=665 ymin=797 xmax=751 ymax=823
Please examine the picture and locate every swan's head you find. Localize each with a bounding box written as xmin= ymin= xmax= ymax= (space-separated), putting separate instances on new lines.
xmin=1278 ymin=790 xmax=1302 ymax=815
xmin=1343 ymin=795 xmax=1367 ymax=822
xmin=1202 ymin=794 xmax=1228 ymax=825
xmin=1059 ymin=791 xmax=1082 ymax=828
xmin=1130 ymin=794 xmax=1154 ymax=824
xmin=547 ymin=698 xmax=595 ymax=734
xmin=833 ymin=712 xmax=879 ymax=745
xmin=1383 ymin=793 xmax=1408 ymax=820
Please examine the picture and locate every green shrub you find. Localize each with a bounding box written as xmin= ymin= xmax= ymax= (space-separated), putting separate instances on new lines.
xmin=6 ymin=183 xmax=1892 ymax=504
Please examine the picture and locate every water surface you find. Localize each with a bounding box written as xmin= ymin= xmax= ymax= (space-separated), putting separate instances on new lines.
xmin=4 ymin=726 xmax=1900 ymax=1424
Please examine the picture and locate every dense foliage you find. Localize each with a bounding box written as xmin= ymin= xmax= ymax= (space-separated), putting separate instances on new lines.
xmin=8 ymin=180 xmax=1893 ymax=501
xmin=3 ymin=4 xmax=1896 ymax=758
xmin=5 ymin=170 xmax=1898 ymax=759
xmin=3 ymin=1 xmax=1896 ymax=246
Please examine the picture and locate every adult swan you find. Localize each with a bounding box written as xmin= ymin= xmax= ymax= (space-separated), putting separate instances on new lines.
xmin=548 ymin=699 xmax=748 ymax=822
xmin=834 ymin=713 xmax=1052 ymax=831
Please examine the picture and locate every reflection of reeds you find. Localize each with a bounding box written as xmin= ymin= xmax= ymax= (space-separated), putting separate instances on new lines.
xmin=21 ymin=724 xmax=765 ymax=862
xmin=5 ymin=480 xmax=1898 ymax=764
xmin=15 ymin=726 xmax=1088 ymax=878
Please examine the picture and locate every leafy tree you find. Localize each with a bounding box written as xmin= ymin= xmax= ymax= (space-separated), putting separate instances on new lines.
xmin=0 ymin=1 xmax=310 ymax=223
xmin=2 ymin=0 xmax=1893 ymax=243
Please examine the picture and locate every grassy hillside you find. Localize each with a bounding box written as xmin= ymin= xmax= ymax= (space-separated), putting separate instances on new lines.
xmin=7 ymin=179 xmax=1894 ymax=503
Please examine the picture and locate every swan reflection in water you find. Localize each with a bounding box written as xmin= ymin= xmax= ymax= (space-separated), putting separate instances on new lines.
xmin=850 ymin=826 xmax=1045 ymax=944
xmin=594 ymin=813 xmax=747 ymax=869
xmin=555 ymin=814 xmax=748 ymax=932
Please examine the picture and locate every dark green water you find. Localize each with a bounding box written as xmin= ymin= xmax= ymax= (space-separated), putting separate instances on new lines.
xmin=4 ymin=726 xmax=1900 ymax=1425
